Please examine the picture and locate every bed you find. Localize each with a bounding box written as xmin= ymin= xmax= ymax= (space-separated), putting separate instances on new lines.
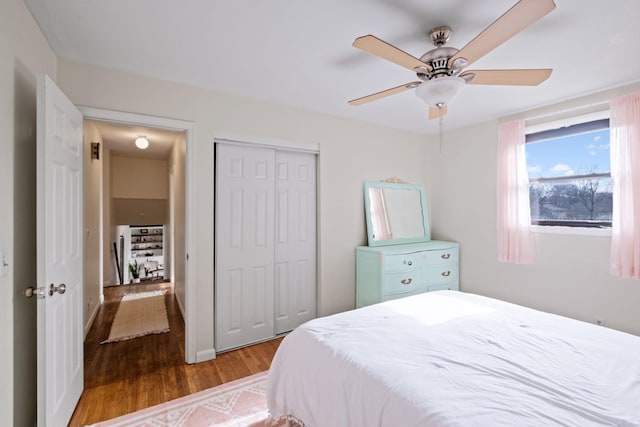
xmin=266 ymin=291 xmax=640 ymax=426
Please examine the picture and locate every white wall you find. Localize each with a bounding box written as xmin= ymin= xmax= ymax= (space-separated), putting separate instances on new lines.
xmin=83 ymin=121 xmax=103 ymax=333
xmin=103 ymin=147 xmax=117 ymax=286
xmin=56 ymin=59 xmax=429 ymax=358
xmin=0 ymin=0 xmax=58 ymax=425
xmin=169 ymin=133 xmax=186 ymax=314
xmin=111 ymin=155 xmax=168 ymax=225
xmin=113 ymin=198 xmax=168 ymax=225
xmin=429 ymin=83 xmax=640 ymax=336
xmin=111 ymin=156 xmax=168 ymax=199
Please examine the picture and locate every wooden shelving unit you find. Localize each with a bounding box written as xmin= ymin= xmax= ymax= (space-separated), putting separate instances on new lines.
xmin=130 ymin=226 xmax=163 ymax=258
xmin=129 ymin=225 xmax=165 ymax=282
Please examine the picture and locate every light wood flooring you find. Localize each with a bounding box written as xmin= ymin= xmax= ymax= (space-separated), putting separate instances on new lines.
xmin=69 ymin=282 xmax=283 ymax=426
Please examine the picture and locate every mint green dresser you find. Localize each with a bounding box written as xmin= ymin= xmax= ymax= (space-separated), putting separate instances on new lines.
xmin=356 ymin=240 xmax=459 ymax=308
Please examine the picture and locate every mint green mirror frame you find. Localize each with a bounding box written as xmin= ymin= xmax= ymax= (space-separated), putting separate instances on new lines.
xmin=363 ymin=181 xmax=431 ymax=247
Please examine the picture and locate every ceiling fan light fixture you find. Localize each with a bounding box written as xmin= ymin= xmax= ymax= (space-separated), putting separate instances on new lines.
xmin=414 ymin=76 xmax=465 ymax=107
xmin=135 ymin=136 xmax=149 ymax=149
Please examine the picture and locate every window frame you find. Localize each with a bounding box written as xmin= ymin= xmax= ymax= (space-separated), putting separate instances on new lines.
xmin=525 ymin=110 xmax=612 ymax=234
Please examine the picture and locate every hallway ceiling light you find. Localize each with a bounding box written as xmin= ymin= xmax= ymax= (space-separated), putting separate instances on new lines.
xmin=135 ymin=136 xmax=149 ymax=149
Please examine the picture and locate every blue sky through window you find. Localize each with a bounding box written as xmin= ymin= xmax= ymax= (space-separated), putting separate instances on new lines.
xmin=525 ymin=129 xmax=610 ymax=179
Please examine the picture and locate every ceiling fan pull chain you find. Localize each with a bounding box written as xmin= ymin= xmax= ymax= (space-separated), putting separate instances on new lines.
xmin=438 ymin=103 xmax=445 ymax=153
xmin=439 ymin=115 xmax=444 ymax=153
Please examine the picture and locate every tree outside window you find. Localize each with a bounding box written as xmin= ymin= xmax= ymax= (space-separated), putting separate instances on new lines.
xmin=526 ymin=120 xmax=611 ymax=228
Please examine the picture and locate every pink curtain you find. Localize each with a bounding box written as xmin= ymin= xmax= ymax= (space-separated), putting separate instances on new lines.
xmin=610 ymin=92 xmax=640 ymax=279
xmin=496 ymin=120 xmax=536 ymax=264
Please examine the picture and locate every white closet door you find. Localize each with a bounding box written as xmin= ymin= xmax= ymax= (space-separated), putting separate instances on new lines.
xmin=274 ymin=151 xmax=317 ymax=334
xmin=215 ymin=144 xmax=275 ymax=352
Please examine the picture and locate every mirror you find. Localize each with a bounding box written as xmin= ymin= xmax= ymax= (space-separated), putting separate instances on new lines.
xmin=364 ymin=181 xmax=430 ymax=246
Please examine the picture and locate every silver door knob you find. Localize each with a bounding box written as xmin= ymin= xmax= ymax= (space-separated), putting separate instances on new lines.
xmin=23 ymin=286 xmax=46 ymax=299
xmin=49 ymin=283 xmax=66 ymax=296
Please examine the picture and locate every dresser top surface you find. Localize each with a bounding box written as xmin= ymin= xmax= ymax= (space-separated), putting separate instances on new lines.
xmin=357 ymin=240 xmax=458 ymax=254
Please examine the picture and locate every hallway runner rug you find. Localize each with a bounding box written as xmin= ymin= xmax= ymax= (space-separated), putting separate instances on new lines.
xmin=90 ymin=371 xmax=291 ymax=426
xmin=101 ymin=290 xmax=170 ymax=343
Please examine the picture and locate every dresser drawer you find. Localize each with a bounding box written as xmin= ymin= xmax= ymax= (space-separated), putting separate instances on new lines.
xmin=383 ymin=253 xmax=425 ymax=272
xmin=424 ymin=265 xmax=456 ymax=285
xmin=383 ymin=270 xmax=422 ymax=294
xmin=424 ymin=248 xmax=457 ymax=265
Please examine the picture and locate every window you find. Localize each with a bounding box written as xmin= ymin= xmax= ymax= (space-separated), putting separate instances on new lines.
xmin=525 ymin=116 xmax=611 ymax=228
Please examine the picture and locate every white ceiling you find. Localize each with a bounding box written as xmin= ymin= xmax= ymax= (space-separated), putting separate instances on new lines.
xmin=89 ymin=120 xmax=182 ymax=159
xmin=25 ymin=0 xmax=640 ymax=135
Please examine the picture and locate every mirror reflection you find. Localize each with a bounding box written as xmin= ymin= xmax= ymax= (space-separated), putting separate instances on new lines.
xmin=364 ymin=181 xmax=430 ymax=246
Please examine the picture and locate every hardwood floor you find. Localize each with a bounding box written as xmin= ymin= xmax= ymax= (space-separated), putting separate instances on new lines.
xmin=69 ymin=282 xmax=283 ymax=426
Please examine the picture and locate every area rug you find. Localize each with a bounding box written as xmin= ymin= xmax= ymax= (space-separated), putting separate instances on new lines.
xmin=101 ymin=290 xmax=170 ymax=344
xmin=90 ymin=371 xmax=290 ymax=427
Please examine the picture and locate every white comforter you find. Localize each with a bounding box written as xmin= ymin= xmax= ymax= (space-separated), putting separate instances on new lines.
xmin=267 ymin=291 xmax=640 ymax=426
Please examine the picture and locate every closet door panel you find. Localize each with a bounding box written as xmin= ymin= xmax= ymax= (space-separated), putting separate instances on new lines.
xmin=275 ymin=262 xmax=290 ymax=321
xmin=274 ymin=151 xmax=317 ymax=334
xmin=215 ymin=144 xmax=275 ymax=351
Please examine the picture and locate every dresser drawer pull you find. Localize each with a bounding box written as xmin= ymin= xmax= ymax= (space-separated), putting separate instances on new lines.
xmin=441 ymin=253 xmax=451 ymax=260
xmin=405 ymin=260 xmax=413 ymax=266
xmin=441 ymin=271 xmax=451 ymax=277
xmin=401 ymin=278 xmax=413 ymax=285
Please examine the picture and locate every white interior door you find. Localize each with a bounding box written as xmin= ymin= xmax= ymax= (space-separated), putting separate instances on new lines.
xmin=215 ymin=144 xmax=275 ymax=352
xmin=274 ymin=151 xmax=317 ymax=334
xmin=36 ymin=75 xmax=84 ymax=426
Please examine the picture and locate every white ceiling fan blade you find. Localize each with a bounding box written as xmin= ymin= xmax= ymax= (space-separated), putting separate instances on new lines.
xmin=348 ymin=81 xmax=422 ymax=106
xmin=428 ymin=105 xmax=448 ymax=120
xmin=461 ymin=69 xmax=552 ymax=85
xmin=353 ymin=35 xmax=432 ymax=72
xmin=449 ymin=0 xmax=556 ymax=69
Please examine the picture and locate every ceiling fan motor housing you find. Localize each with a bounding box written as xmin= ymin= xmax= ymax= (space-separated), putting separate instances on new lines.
xmin=419 ymin=46 xmax=459 ymax=80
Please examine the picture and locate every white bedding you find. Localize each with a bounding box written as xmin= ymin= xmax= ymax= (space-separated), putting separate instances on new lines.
xmin=267 ymin=291 xmax=640 ymax=426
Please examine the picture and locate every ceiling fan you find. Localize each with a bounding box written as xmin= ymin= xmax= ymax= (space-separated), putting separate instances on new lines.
xmin=348 ymin=0 xmax=556 ymax=120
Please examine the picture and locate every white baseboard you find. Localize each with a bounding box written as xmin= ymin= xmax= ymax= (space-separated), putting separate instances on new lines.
xmin=174 ymin=292 xmax=214 ymax=363
xmin=195 ymin=348 xmax=216 ymax=363
xmin=84 ymin=300 xmax=101 ymax=339
xmin=175 ymin=291 xmax=186 ymax=320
